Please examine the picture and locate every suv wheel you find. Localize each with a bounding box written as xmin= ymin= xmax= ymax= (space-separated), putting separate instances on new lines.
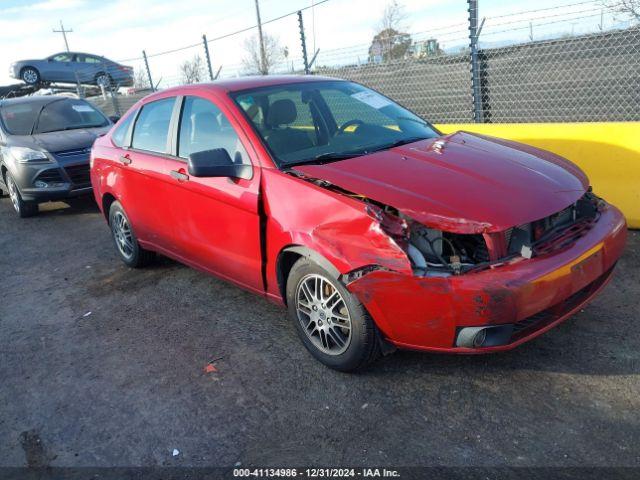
xmin=108 ymin=201 xmax=155 ymax=268
xmin=286 ymin=258 xmax=381 ymax=372
xmin=5 ymin=172 xmax=38 ymax=218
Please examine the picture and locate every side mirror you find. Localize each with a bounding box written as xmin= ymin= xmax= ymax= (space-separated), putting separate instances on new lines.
xmin=109 ymin=115 xmax=120 ymax=123
xmin=187 ymin=149 xmax=252 ymax=180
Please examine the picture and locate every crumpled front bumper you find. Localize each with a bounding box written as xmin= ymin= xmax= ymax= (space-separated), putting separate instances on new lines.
xmin=346 ymin=204 xmax=627 ymax=353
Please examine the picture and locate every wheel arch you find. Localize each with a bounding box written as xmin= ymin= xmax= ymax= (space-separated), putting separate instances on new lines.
xmin=276 ymin=245 xmax=341 ymax=305
xmin=101 ymin=192 xmax=117 ymax=222
xmin=19 ymin=65 xmax=39 ymax=79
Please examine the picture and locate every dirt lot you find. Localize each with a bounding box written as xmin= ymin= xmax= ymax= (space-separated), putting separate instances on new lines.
xmin=0 ymin=195 xmax=639 ymax=471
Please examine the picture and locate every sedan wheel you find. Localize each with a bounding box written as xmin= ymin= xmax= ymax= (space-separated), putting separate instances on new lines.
xmin=111 ymin=211 xmax=135 ymax=260
xmin=295 ymin=274 xmax=352 ymax=355
xmin=21 ymin=68 xmax=40 ymax=85
xmin=286 ymin=257 xmax=382 ymax=371
xmin=108 ymin=201 xmax=155 ymax=268
xmin=96 ymin=74 xmax=111 ymax=89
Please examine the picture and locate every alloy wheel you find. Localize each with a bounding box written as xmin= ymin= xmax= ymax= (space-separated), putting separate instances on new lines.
xmin=295 ymin=274 xmax=352 ymax=355
xmin=6 ymin=176 xmax=19 ymax=213
xmin=112 ymin=211 xmax=134 ymax=260
xmin=22 ymin=69 xmax=38 ymax=84
xmin=96 ymin=74 xmax=110 ymax=88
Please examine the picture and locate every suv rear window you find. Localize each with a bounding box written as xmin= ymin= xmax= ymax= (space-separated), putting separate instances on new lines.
xmin=131 ymin=98 xmax=175 ymax=154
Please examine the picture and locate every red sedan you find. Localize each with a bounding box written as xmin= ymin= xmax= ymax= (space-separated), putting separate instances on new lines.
xmin=90 ymin=76 xmax=626 ymax=371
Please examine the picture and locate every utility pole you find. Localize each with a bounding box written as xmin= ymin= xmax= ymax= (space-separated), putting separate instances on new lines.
xmin=254 ymin=0 xmax=268 ymax=75
xmin=53 ymin=20 xmax=81 ymax=96
xmin=53 ymin=20 xmax=73 ymax=52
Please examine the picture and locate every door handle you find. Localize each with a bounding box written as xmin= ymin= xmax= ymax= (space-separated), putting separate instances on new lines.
xmin=118 ymin=155 xmax=132 ymax=165
xmin=170 ymin=170 xmax=189 ymax=182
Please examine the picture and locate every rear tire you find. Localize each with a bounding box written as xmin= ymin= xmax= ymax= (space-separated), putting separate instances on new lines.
xmin=95 ymin=73 xmax=112 ymax=89
xmin=108 ymin=201 xmax=155 ymax=268
xmin=5 ymin=172 xmax=38 ymax=218
xmin=286 ymin=257 xmax=381 ymax=372
xmin=20 ymin=67 xmax=40 ymax=85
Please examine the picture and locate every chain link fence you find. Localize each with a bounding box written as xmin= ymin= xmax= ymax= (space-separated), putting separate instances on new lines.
xmin=75 ymin=0 xmax=640 ymax=124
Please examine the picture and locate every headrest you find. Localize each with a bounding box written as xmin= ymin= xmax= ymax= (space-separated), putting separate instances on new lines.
xmin=267 ymin=99 xmax=297 ymax=127
xmin=192 ymin=112 xmax=219 ymax=132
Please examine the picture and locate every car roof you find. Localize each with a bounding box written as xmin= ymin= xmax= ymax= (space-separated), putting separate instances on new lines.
xmin=0 ymin=95 xmax=81 ymax=108
xmin=154 ymin=75 xmax=346 ymax=96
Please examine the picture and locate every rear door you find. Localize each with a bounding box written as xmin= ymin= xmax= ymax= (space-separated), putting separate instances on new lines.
xmin=162 ymin=94 xmax=263 ymax=292
xmin=119 ymin=96 xmax=179 ymax=251
xmin=75 ymin=54 xmax=100 ymax=83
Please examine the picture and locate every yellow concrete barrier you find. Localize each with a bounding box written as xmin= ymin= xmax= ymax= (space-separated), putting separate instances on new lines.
xmin=436 ymin=123 xmax=640 ymax=229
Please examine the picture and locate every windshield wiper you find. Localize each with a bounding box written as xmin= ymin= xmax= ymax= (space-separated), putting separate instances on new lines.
xmin=367 ymin=136 xmax=431 ymax=153
xmin=39 ymin=124 xmax=106 ymax=134
xmin=285 ymin=151 xmax=364 ymax=167
xmin=283 ymin=137 xmax=431 ymax=167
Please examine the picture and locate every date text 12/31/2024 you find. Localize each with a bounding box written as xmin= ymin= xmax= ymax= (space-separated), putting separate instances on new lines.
xmin=233 ymin=468 xmax=401 ymax=478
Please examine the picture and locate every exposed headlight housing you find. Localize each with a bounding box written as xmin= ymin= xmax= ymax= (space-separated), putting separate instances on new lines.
xmin=5 ymin=146 xmax=51 ymax=164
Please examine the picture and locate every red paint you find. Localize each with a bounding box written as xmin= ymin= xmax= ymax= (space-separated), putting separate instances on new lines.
xmin=91 ymin=77 xmax=627 ymax=354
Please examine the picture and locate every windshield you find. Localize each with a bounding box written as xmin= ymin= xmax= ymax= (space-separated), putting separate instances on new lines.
xmin=0 ymin=99 xmax=109 ymax=135
xmin=232 ymin=80 xmax=439 ymax=167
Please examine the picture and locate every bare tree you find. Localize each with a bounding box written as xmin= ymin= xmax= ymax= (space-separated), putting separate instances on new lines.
xmin=369 ymin=1 xmax=412 ymax=62
xmin=606 ymin=0 xmax=640 ymax=20
xmin=378 ymin=0 xmax=408 ymax=32
xmin=133 ymin=68 xmax=149 ymax=89
xmin=180 ymin=55 xmax=206 ymax=84
xmin=242 ymin=33 xmax=284 ymax=75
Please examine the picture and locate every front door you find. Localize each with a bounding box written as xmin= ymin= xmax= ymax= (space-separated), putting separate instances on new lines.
xmin=162 ymin=94 xmax=263 ymax=292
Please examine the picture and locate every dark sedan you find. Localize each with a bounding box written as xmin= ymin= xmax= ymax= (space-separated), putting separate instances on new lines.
xmin=0 ymin=96 xmax=112 ymax=217
xmin=9 ymin=52 xmax=134 ymax=88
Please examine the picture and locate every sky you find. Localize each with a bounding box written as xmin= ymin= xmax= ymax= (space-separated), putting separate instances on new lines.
xmin=0 ymin=0 xmax=635 ymax=87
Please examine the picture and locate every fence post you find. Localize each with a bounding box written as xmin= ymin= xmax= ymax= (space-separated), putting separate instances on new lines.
xmin=143 ymin=50 xmax=155 ymax=92
xmin=297 ymin=11 xmax=310 ymax=74
xmin=468 ymin=0 xmax=483 ymax=123
xmin=101 ymin=59 xmax=121 ymax=117
xmin=203 ymin=34 xmax=214 ymax=81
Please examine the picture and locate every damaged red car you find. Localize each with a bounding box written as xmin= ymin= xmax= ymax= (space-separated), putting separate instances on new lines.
xmin=90 ymin=76 xmax=626 ymax=371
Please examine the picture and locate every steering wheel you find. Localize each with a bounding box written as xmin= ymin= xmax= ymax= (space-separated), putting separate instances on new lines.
xmin=337 ymin=119 xmax=364 ymax=135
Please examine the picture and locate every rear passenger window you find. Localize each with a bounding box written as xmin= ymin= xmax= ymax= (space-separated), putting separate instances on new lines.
xmin=111 ymin=110 xmax=136 ymax=147
xmin=131 ymin=98 xmax=175 ymax=153
xmin=178 ymin=96 xmax=250 ymax=165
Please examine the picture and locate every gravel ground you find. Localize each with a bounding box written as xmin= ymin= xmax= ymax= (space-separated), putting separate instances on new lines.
xmin=0 ymin=195 xmax=638 ymax=470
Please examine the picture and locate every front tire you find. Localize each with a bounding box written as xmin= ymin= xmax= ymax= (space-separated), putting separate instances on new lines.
xmin=108 ymin=201 xmax=155 ymax=268
xmin=5 ymin=172 xmax=38 ymax=218
xmin=20 ymin=67 xmax=40 ymax=85
xmin=286 ymin=258 xmax=381 ymax=372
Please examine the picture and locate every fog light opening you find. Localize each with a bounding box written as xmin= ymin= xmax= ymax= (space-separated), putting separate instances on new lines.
xmin=473 ymin=328 xmax=487 ymax=347
xmin=34 ymin=180 xmax=48 ymax=188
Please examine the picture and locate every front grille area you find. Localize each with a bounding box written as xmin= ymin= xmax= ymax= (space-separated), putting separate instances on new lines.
xmin=510 ymin=265 xmax=614 ymax=341
xmin=35 ymin=169 xmax=64 ymax=183
xmin=56 ymin=148 xmax=90 ymax=158
xmin=64 ymin=164 xmax=91 ymax=187
xmin=506 ymin=192 xmax=600 ymax=258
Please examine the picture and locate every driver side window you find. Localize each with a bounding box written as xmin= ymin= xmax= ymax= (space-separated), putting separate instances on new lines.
xmin=177 ymin=96 xmax=250 ymax=165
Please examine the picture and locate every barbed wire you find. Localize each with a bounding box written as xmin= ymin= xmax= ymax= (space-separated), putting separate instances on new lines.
xmin=118 ymin=0 xmax=331 ymax=63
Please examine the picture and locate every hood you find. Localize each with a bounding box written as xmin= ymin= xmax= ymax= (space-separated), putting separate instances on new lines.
xmin=11 ymin=126 xmax=111 ymax=154
xmin=294 ymin=132 xmax=588 ymax=234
